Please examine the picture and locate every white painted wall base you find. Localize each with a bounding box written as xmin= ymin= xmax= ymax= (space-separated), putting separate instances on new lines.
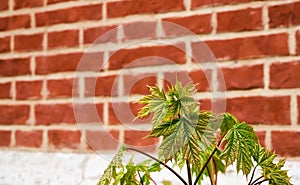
xmin=0 ymin=150 xmax=299 ymax=185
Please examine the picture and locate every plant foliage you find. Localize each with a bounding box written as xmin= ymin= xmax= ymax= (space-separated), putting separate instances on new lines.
xmin=98 ymin=81 xmax=293 ymax=185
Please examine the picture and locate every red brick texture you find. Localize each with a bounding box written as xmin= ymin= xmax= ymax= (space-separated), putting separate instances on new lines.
xmin=0 ymin=0 xmax=299 ymax=155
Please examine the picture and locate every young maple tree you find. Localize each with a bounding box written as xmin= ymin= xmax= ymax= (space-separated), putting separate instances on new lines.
xmin=97 ymin=81 xmax=292 ymax=185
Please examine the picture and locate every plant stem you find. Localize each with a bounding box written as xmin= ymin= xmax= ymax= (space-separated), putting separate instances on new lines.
xmin=138 ymin=171 xmax=144 ymax=185
xmin=126 ymin=147 xmax=188 ymax=185
xmin=193 ymin=147 xmax=218 ymax=185
xmin=248 ymin=165 xmax=258 ymax=185
xmin=206 ymin=166 xmax=213 ymax=185
xmin=250 ymin=175 xmax=264 ymax=185
xmin=252 ymin=178 xmax=269 ymax=185
xmin=186 ymin=160 xmax=193 ymax=185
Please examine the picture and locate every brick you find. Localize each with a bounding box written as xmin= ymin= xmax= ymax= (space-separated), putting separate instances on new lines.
xmin=47 ymin=0 xmax=76 ymax=5
xmin=71 ymin=103 xmax=103 ymax=124
xmin=217 ymin=8 xmax=263 ymax=32
xmin=192 ymin=0 xmax=252 ymax=9
xmin=222 ymin=64 xmax=264 ymax=90
xmin=36 ymin=4 xmax=102 ymax=27
xmin=270 ymin=61 xmax=300 ymax=89
xmin=109 ymin=44 xmax=186 ymax=70
xmin=16 ymin=81 xmax=43 ymax=100
xmin=256 ymin=131 xmax=266 ymax=147
xmin=297 ymin=30 xmax=300 ymax=54
xmin=48 ymin=130 xmax=81 ymax=149
xmin=0 ymin=58 xmax=30 ymax=77
xmin=107 ymin=0 xmax=184 ymax=18
xmin=15 ymin=130 xmax=43 ymax=147
xmin=189 ymin=70 xmax=212 ymax=92
xmin=48 ymin=30 xmax=79 ymax=49
xmin=199 ymin=99 xmax=212 ymax=111
xmin=226 ymin=96 xmax=290 ymax=125
xmin=85 ymin=75 xmax=117 ymax=97
xmin=163 ymin=14 xmax=211 ymax=36
xmin=0 ymin=0 xmax=8 ymax=11
xmin=85 ymin=130 xmax=119 ymax=150
xmin=272 ymin=131 xmax=300 ymax=156
xmin=269 ymin=2 xmax=300 ymax=28
xmin=196 ymin=33 xmax=289 ymax=60
xmin=84 ymin=25 xmax=117 ymax=44
xmin=0 ymin=105 xmax=30 ymax=125
xmin=0 ymin=82 xmax=11 ymax=99
xmin=47 ymin=78 xmax=78 ymax=98
xmin=0 ymin=130 xmax=11 ymax=146
xmin=35 ymin=52 xmax=103 ymax=74
xmin=123 ymin=74 xmax=157 ymax=95
xmin=14 ymin=0 xmax=43 ymax=9
xmin=0 ymin=15 xmax=30 ymax=31
xmin=124 ymin=130 xmax=159 ymax=147
xmin=108 ymin=102 xmax=143 ymax=125
xmin=35 ymin=104 xmax=76 ymax=125
xmin=298 ymin=96 xmax=300 ymax=124
xmin=15 ymin=33 xmax=43 ymax=51
xmin=123 ymin=21 xmax=157 ymax=40
xmin=0 ymin=36 xmax=10 ymax=53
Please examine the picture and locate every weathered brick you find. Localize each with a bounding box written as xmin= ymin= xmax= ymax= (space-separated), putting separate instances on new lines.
xmin=73 ymin=103 xmax=103 ymax=123
xmin=16 ymin=81 xmax=43 ymax=100
xmin=0 ymin=37 xmax=10 ymax=53
xmin=226 ymin=96 xmax=290 ymax=125
xmin=107 ymin=0 xmax=184 ymax=18
xmin=109 ymin=44 xmax=186 ymax=70
xmin=84 ymin=25 xmax=117 ymax=44
xmin=0 ymin=130 xmax=11 ymax=146
xmin=124 ymin=130 xmax=159 ymax=148
xmin=0 ymin=105 xmax=30 ymax=125
xmin=298 ymin=96 xmax=300 ymax=124
xmin=0 ymin=82 xmax=11 ymax=99
xmin=35 ymin=104 xmax=76 ymax=125
xmin=14 ymin=0 xmax=43 ymax=9
xmin=35 ymin=52 xmax=103 ymax=74
xmin=272 ymin=131 xmax=300 ymax=156
xmin=268 ymin=2 xmax=300 ymax=28
xmin=270 ymin=61 xmax=300 ymax=89
xmin=0 ymin=0 xmax=9 ymax=11
xmin=15 ymin=130 xmax=43 ymax=147
xmin=47 ymin=78 xmax=77 ymax=98
xmin=0 ymin=58 xmax=31 ymax=77
xmin=85 ymin=130 xmax=119 ymax=150
xmin=222 ymin=64 xmax=264 ymax=90
xmin=47 ymin=0 xmax=77 ymax=5
xmin=256 ymin=131 xmax=266 ymax=147
xmin=217 ymin=8 xmax=263 ymax=32
xmin=123 ymin=21 xmax=157 ymax=40
xmin=163 ymin=14 xmax=211 ymax=36
xmin=48 ymin=130 xmax=81 ymax=149
xmin=189 ymin=70 xmax=212 ymax=92
xmin=15 ymin=33 xmax=43 ymax=51
xmin=36 ymin=4 xmax=102 ymax=26
xmin=85 ymin=75 xmax=117 ymax=97
xmin=0 ymin=15 xmax=30 ymax=31
xmin=48 ymin=30 xmax=79 ymax=49
xmin=192 ymin=0 xmax=252 ymax=9
xmin=297 ymin=30 xmax=300 ymax=54
xmin=123 ymin=74 xmax=157 ymax=95
xmin=195 ymin=33 xmax=289 ymax=60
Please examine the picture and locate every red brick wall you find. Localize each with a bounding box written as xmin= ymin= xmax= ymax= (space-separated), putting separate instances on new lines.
xmin=0 ymin=0 xmax=300 ymax=156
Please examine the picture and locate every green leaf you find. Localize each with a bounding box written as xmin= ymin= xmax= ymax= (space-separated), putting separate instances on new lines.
xmin=220 ymin=122 xmax=258 ymax=175
xmin=220 ymin=113 xmax=238 ymax=137
xmin=147 ymin=119 xmax=179 ymax=138
xmin=263 ymin=159 xmax=293 ymax=185
xmin=97 ymin=145 xmax=127 ymax=185
xmin=253 ymin=144 xmax=277 ymax=167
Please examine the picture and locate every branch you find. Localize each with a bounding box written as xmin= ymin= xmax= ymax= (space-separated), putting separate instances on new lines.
xmin=194 ymin=138 xmax=223 ymax=185
xmin=250 ymin=175 xmax=264 ymax=185
xmin=126 ymin=147 xmax=188 ymax=185
xmin=137 ymin=171 xmax=144 ymax=185
xmin=248 ymin=165 xmax=258 ymax=185
xmin=186 ymin=160 xmax=193 ymax=185
xmin=252 ymin=178 xmax=269 ymax=185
